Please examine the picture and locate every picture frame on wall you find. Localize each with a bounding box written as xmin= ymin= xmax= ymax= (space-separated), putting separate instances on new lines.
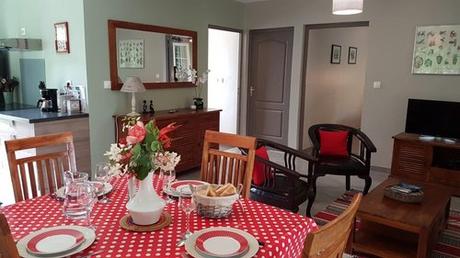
xmin=54 ymin=22 xmax=70 ymax=53
xmin=412 ymin=25 xmax=460 ymax=75
xmin=119 ymin=39 xmax=145 ymax=69
xmin=330 ymin=44 xmax=341 ymax=64
xmin=348 ymin=47 xmax=358 ymax=64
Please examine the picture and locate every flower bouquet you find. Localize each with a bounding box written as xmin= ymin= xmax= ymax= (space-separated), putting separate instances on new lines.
xmin=105 ymin=117 xmax=180 ymax=180
xmin=104 ymin=117 xmax=181 ymax=225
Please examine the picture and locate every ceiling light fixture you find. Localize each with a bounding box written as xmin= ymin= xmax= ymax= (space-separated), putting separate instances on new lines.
xmin=332 ymin=0 xmax=363 ymax=15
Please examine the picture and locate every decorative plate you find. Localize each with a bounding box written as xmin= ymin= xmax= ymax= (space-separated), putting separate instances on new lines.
xmin=195 ymin=229 xmax=249 ymax=258
xmin=26 ymin=228 xmax=85 ymax=255
xmin=165 ymin=180 xmax=208 ymax=197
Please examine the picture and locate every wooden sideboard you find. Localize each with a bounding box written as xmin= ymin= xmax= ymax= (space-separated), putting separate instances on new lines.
xmin=391 ymin=132 xmax=460 ymax=189
xmin=114 ymin=108 xmax=221 ymax=173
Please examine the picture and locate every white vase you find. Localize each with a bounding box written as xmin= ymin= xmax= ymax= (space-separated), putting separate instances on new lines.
xmin=126 ymin=172 xmax=166 ymax=225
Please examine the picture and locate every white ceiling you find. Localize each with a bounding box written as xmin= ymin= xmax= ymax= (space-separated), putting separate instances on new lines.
xmin=235 ymin=0 xmax=270 ymax=3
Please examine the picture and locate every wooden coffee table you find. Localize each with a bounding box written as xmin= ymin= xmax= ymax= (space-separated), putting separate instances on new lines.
xmin=353 ymin=177 xmax=453 ymax=258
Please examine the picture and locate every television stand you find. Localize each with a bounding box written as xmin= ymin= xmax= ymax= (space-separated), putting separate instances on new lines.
xmin=392 ymin=133 xmax=460 ymax=191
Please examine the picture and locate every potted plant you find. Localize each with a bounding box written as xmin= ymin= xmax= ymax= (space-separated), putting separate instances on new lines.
xmin=0 ymin=77 xmax=19 ymax=106
xmin=191 ymin=69 xmax=210 ymax=110
xmin=105 ymin=117 xmax=180 ymax=225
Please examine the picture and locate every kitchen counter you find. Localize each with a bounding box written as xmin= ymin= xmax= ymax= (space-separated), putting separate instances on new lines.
xmin=0 ymin=103 xmax=36 ymax=111
xmin=0 ymin=107 xmax=88 ymax=123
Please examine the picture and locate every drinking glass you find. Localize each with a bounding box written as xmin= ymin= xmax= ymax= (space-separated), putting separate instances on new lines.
xmin=95 ymin=163 xmax=111 ymax=203
xmin=63 ymin=171 xmax=89 ymax=185
xmin=162 ymin=169 xmax=176 ymax=204
xmin=178 ymin=188 xmax=196 ymax=241
xmin=63 ymin=181 xmax=97 ymax=230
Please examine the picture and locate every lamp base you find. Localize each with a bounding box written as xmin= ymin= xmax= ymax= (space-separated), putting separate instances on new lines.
xmin=126 ymin=111 xmax=141 ymax=117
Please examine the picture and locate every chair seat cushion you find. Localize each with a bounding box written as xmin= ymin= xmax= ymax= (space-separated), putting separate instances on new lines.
xmin=253 ymin=146 xmax=270 ymax=186
xmin=317 ymin=155 xmax=367 ymax=175
xmin=319 ymin=130 xmax=349 ymax=157
xmin=250 ymin=175 xmax=308 ymax=212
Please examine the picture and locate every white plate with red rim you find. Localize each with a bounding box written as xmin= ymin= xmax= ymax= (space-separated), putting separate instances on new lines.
xmin=17 ymin=226 xmax=96 ymax=258
xmin=165 ymin=180 xmax=209 ymax=197
xmin=185 ymin=227 xmax=259 ymax=258
xmin=26 ymin=228 xmax=85 ymax=255
xmin=195 ymin=229 xmax=249 ymax=257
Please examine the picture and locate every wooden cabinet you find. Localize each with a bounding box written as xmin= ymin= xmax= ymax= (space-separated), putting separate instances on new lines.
xmin=391 ymin=133 xmax=460 ymax=189
xmin=114 ymin=109 xmax=221 ymax=173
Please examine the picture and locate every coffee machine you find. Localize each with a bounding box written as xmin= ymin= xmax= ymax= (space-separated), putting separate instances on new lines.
xmin=37 ymin=89 xmax=58 ymax=112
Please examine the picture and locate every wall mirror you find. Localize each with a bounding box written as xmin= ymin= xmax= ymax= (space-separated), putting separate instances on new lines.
xmin=108 ymin=20 xmax=197 ymax=90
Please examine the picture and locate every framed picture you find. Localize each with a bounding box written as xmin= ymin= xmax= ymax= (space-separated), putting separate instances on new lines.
xmin=119 ymin=39 xmax=144 ymax=68
xmin=412 ymin=25 xmax=460 ymax=75
xmin=330 ymin=44 xmax=342 ymax=64
xmin=348 ymin=47 xmax=358 ymax=64
xmin=54 ymin=22 xmax=70 ymax=53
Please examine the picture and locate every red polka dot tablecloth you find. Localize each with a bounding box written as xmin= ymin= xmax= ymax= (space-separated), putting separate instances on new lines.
xmin=0 ymin=176 xmax=318 ymax=258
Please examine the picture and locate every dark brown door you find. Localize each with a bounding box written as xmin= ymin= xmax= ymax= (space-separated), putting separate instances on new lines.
xmin=247 ymin=27 xmax=293 ymax=144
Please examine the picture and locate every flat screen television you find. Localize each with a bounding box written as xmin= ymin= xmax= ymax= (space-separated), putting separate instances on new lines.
xmin=405 ymin=99 xmax=460 ymax=139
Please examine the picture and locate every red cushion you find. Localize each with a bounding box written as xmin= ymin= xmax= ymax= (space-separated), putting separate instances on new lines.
xmin=253 ymin=146 xmax=270 ymax=186
xmin=319 ymin=130 xmax=349 ymax=157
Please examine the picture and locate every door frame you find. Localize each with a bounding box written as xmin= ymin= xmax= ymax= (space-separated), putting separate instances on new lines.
xmin=298 ymin=21 xmax=370 ymax=149
xmin=247 ymin=27 xmax=294 ymax=143
xmin=208 ymin=24 xmax=243 ymax=134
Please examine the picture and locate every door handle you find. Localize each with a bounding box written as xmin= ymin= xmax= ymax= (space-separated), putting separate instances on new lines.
xmin=249 ymin=86 xmax=255 ymax=97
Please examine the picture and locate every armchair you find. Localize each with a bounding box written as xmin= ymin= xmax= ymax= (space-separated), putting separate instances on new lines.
xmin=306 ymin=124 xmax=376 ymax=216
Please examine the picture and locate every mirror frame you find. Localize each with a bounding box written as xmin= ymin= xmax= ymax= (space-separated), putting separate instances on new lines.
xmin=108 ymin=19 xmax=198 ymax=90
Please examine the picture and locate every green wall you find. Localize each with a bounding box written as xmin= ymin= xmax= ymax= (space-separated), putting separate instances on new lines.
xmin=83 ymin=0 xmax=245 ymax=168
xmin=0 ymin=0 xmax=87 ymax=100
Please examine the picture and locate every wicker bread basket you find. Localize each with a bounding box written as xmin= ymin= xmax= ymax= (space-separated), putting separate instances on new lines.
xmin=384 ymin=185 xmax=424 ymax=203
xmin=192 ymin=184 xmax=239 ymax=218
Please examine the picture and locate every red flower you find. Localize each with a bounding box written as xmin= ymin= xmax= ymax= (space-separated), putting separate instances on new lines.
xmin=127 ymin=121 xmax=146 ymax=145
xmin=119 ymin=137 xmax=127 ymax=145
xmin=159 ymin=123 xmax=181 ymax=149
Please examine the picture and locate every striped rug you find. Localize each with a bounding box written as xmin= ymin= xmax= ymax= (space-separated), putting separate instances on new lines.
xmin=312 ymin=191 xmax=460 ymax=258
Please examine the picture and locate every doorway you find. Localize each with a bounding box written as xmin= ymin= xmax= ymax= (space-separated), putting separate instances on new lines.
xmin=299 ymin=22 xmax=369 ymax=149
xmin=247 ymin=27 xmax=294 ymax=144
xmin=207 ymin=26 xmax=242 ymax=134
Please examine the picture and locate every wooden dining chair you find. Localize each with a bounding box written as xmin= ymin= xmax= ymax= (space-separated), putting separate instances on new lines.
xmin=302 ymin=193 xmax=362 ymax=258
xmin=200 ymin=130 xmax=256 ymax=198
xmin=0 ymin=213 xmax=20 ymax=258
xmin=5 ymin=132 xmax=77 ymax=202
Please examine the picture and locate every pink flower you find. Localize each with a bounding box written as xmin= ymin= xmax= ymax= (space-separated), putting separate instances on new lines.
xmin=126 ymin=121 xmax=146 ymax=145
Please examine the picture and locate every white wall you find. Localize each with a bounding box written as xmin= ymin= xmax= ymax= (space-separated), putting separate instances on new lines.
xmin=244 ymin=0 xmax=460 ymax=168
xmin=208 ymin=28 xmax=241 ymax=134
xmin=303 ymin=26 xmax=368 ymax=148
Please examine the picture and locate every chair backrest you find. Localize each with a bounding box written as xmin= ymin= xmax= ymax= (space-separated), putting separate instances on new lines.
xmin=200 ymin=130 xmax=256 ymax=198
xmin=302 ymin=193 xmax=362 ymax=258
xmin=0 ymin=213 xmax=20 ymax=258
xmin=5 ymin=132 xmax=77 ymax=202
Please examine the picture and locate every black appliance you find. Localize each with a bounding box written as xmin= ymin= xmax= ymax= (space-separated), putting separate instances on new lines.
xmin=405 ymin=98 xmax=460 ymax=139
xmin=37 ymin=89 xmax=58 ymax=112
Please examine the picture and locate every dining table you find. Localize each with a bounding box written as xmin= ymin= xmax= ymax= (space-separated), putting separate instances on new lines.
xmin=0 ymin=175 xmax=319 ymax=258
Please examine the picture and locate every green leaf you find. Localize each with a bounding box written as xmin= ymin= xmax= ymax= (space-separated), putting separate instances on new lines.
xmin=151 ymin=141 xmax=161 ymax=152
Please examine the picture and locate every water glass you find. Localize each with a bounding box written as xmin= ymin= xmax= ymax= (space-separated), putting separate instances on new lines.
xmin=161 ymin=169 xmax=176 ymax=204
xmin=178 ymin=188 xmax=196 ymax=239
xmin=95 ymin=163 xmax=111 ymax=203
xmin=63 ymin=181 xmax=97 ymax=229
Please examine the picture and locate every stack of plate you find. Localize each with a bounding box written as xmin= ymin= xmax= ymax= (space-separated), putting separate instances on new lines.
xmin=164 ymin=180 xmax=209 ymax=197
xmin=16 ymin=225 xmax=96 ymax=258
xmin=185 ymin=227 xmax=259 ymax=258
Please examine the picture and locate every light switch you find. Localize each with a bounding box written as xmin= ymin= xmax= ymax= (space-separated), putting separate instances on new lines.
xmin=104 ymin=81 xmax=111 ymax=89
xmin=373 ymin=81 xmax=382 ymax=89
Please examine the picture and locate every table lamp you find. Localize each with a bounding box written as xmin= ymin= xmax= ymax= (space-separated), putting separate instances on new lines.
xmin=121 ymin=76 xmax=146 ymax=116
